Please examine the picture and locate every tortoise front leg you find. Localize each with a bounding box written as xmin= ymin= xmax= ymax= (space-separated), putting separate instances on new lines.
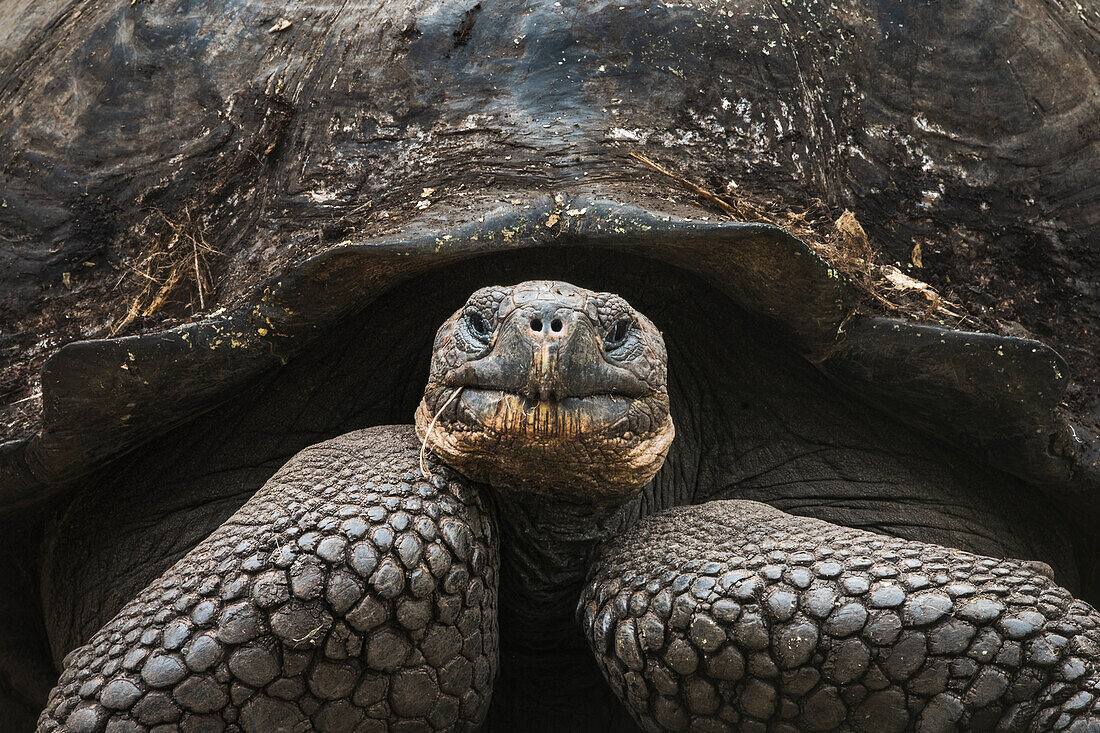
xmin=38 ymin=426 xmax=497 ymax=732
xmin=582 ymin=500 xmax=1100 ymax=732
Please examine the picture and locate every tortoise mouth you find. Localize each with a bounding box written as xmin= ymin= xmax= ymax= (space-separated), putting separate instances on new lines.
xmin=415 ymin=383 xmax=675 ymax=501
xmin=446 ymin=387 xmax=646 ymax=440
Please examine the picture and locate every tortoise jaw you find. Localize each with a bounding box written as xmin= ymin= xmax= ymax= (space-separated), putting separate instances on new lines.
xmin=415 ymin=383 xmax=674 ymax=504
xmin=450 ymin=388 xmax=639 ymax=439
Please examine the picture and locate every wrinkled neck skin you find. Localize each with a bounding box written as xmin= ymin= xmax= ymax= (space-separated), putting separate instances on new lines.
xmin=481 ymin=482 xmax=654 ymax=728
xmin=488 ymin=483 xmax=646 ymax=653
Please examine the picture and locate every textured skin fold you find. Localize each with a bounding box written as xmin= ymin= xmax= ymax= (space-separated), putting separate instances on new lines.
xmin=584 ymin=501 xmax=1100 ymax=732
xmin=38 ymin=427 xmax=498 ymax=732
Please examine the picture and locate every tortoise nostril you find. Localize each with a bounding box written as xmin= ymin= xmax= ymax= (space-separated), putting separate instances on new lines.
xmin=530 ymin=318 xmax=543 ymax=333
xmin=550 ymin=318 xmax=564 ymax=333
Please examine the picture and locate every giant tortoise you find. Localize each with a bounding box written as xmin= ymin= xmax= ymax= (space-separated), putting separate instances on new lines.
xmin=28 ymin=272 xmax=1100 ymax=732
xmin=1 ymin=0 xmax=1099 ymax=730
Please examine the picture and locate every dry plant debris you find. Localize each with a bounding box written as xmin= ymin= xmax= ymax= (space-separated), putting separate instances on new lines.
xmin=111 ymin=208 xmax=219 ymax=335
xmin=629 ymin=152 xmax=963 ymax=323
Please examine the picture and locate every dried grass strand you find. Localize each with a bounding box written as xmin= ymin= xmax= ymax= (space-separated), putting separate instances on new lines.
xmin=419 ymin=387 xmax=464 ymax=478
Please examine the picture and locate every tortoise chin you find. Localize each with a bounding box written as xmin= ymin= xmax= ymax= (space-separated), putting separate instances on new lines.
xmin=414 ymin=386 xmax=674 ymax=503
xmin=415 ymin=280 xmax=675 ymax=503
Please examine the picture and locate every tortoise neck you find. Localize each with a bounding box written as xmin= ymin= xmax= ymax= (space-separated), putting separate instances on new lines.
xmin=481 ymin=489 xmax=647 ymax=728
xmin=488 ymin=488 xmax=643 ymax=652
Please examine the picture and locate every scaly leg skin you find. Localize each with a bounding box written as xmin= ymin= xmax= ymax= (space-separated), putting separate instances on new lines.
xmin=38 ymin=426 xmax=497 ymax=733
xmin=582 ymin=500 xmax=1100 ymax=733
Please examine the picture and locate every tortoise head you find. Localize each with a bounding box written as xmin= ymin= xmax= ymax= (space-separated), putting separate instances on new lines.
xmin=415 ymin=280 xmax=674 ymax=503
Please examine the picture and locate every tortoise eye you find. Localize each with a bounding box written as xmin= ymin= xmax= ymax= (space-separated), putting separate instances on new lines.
xmin=605 ymin=318 xmax=632 ymax=349
xmin=466 ymin=310 xmax=493 ymax=340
